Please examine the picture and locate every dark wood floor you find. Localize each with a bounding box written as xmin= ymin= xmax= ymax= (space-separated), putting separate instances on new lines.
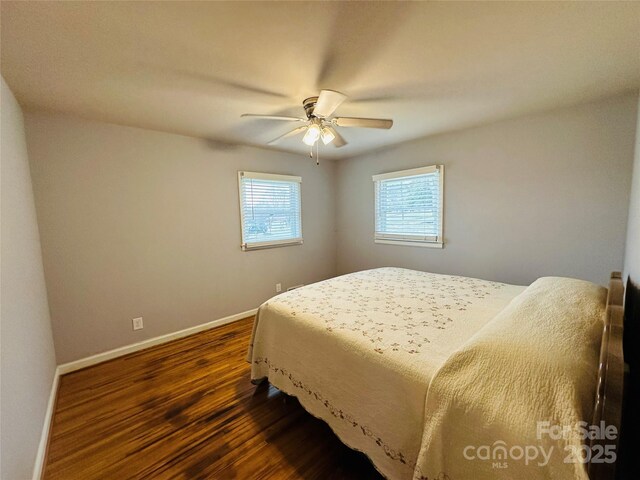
xmin=44 ymin=317 xmax=383 ymax=479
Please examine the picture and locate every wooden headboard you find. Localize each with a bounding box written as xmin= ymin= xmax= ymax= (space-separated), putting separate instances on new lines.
xmin=588 ymin=272 xmax=625 ymax=480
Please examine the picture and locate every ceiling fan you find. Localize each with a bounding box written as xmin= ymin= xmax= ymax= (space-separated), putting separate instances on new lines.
xmin=240 ymin=89 xmax=393 ymax=149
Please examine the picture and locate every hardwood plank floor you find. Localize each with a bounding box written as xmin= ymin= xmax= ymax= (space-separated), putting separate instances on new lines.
xmin=44 ymin=317 xmax=383 ymax=479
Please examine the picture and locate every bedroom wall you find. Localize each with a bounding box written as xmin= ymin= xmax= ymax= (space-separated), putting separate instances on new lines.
xmin=24 ymin=112 xmax=337 ymax=363
xmin=336 ymin=93 xmax=638 ymax=287
xmin=623 ymin=92 xmax=640 ymax=284
xmin=1 ymin=78 xmax=57 ymax=479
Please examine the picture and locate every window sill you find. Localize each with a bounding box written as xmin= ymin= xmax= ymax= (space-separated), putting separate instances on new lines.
xmin=241 ymin=239 xmax=303 ymax=251
xmin=374 ymin=239 xmax=444 ymax=249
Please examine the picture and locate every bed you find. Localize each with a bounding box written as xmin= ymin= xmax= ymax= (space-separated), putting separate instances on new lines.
xmin=247 ymin=267 xmax=625 ymax=480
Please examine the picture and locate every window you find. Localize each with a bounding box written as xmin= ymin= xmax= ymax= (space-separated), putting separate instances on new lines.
xmin=373 ymin=165 xmax=444 ymax=248
xmin=238 ymin=171 xmax=302 ymax=250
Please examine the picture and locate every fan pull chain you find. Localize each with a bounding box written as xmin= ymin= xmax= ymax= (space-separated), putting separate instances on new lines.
xmin=308 ymin=143 xmax=320 ymax=165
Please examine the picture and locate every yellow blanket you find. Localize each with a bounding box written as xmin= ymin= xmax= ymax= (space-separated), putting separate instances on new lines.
xmin=415 ymin=277 xmax=606 ymax=480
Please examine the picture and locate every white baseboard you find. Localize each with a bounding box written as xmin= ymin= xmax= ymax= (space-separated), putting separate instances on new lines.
xmin=32 ymin=366 xmax=60 ymax=480
xmin=57 ymin=307 xmax=257 ymax=375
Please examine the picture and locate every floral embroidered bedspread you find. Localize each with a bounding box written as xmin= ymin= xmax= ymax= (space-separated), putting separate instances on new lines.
xmin=248 ymin=267 xmax=525 ymax=479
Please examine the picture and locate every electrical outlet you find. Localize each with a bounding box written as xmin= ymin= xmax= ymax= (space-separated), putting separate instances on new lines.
xmin=275 ymin=283 xmax=282 ymax=293
xmin=132 ymin=317 xmax=144 ymax=331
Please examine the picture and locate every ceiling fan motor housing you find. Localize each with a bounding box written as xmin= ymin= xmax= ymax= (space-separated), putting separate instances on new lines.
xmin=303 ymin=96 xmax=319 ymax=118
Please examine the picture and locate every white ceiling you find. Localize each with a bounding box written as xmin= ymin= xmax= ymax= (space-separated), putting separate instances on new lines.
xmin=2 ymin=1 xmax=639 ymax=159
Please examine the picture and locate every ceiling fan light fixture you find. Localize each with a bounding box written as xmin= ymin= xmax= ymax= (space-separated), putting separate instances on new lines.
xmin=241 ymin=89 xmax=393 ymax=154
xmin=302 ymin=124 xmax=321 ymax=146
xmin=321 ymin=127 xmax=335 ymax=145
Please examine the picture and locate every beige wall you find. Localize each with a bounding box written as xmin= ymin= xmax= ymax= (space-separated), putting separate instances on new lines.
xmin=25 ymin=112 xmax=337 ymax=364
xmin=1 ymin=78 xmax=57 ymax=479
xmin=624 ymin=93 xmax=640 ymax=284
xmin=336 ymin=94 xmax=638 ymax=286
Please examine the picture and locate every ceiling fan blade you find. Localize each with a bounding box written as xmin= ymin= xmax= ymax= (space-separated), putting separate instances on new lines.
xmin=241 ymin=114 xmax=305 ymax=122
xmin=333 ymin=117 xmax=393 ymax=129
xmin=267 ymin=126 xmax=308 ymax=145
xmin=313 ymin=90 xmax=347 ymax=118
xmin=325 ymin=126 xmax=347 ymax=148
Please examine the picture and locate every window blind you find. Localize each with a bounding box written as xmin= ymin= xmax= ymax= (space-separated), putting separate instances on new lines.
xmin=238 ymin=171 xmax=302 ymax=250
xmin=373 ymin=165 xmax=443 ymax=246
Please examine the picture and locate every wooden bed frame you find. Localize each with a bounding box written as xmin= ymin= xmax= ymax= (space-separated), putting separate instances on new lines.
xmin=589 ymin=272 xmax=626 ymax=480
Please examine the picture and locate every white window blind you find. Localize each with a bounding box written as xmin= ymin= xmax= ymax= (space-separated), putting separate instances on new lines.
xmin=373 ymin=165 xmax=444 ymax=247
xmin=238 ymin=171 xmax=303 ymax=251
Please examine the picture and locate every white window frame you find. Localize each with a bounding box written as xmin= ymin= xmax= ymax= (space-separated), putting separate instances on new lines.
xmin=373 ymin=165 xmax=444 ymax=248
xmin=238 ymin=171 xmax=303 ymax=251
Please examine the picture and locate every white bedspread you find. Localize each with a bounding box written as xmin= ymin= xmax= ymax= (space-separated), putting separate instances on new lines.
xmin=248 ymin=267 xmax=525 ymax=479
